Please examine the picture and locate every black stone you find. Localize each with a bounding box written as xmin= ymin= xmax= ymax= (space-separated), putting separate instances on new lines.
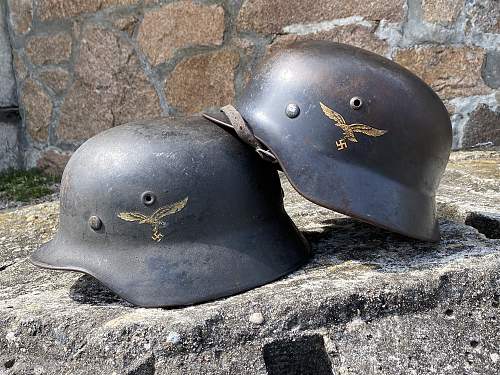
xmin=263 ymin=335 xmax=333 ymax=375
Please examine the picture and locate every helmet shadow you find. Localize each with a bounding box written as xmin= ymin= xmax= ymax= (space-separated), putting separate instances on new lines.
xmin=69 ymin=275 xmax=133 ymax=307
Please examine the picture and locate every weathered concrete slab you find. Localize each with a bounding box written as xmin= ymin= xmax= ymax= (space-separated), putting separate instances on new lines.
xmin=437 ymin=148 xmax=500 ymax=225
xmin=0 ymin=150 xmax=499 ymax=375
xmin=0 ymin=4 xmax=17 ymax=107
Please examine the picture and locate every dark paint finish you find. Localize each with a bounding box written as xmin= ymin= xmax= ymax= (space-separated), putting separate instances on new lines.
xmin=31 ymin=116 xmax=310 ymax=307
xmin=236 ymin=41 xmax=452 ymax=241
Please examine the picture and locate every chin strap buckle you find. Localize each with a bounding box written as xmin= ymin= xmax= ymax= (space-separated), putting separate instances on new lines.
xmin=203 ymin=106 xmax=279 ymax=164
xmin=256 ymin=148 xmax=278 ymax=163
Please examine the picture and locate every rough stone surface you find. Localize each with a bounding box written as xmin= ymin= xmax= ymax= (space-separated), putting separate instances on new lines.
xmin=25 ymin=33 xmax=72 ymax=66
xmin=237 ymin=0 xmax=405 ymax=34
xmin=38 ymin=68 xmax=71 ymax=95
xmin=466 ymin=212 xmax=500 ymax=239
xmin=394 ymin=46 xmax=491 ymax=100
xmin=138 ymin=2 xmax=225 ymax=66
xmin=0 ymin=4 xmax=17 ymax=107
xmin=57 ymin=25 xmax=161 ymax=143
xmin=270 ymin=24 xmax=389 ymax=57
xmin=7 ymin=0 xmax=33 ymax=35
xmin=20 ymin=79 xmax=52 ymax=143
xmin=112 ymin=14 xmax=139 ymax=36
xmin=0 ymin=111 xmax=20 ymax=171
xmin=165 ymin=49 xmax=239 ymax=114
xmin=36 ymin=149 xmax=72 ymax=176
xmin=461 ymin=105 xmax=500 ymax=148
xmin=0 ymin=150 xmax=499 ymax=374
xmin=464 ymin=0 xmax=500 ymax=34
xmin=249 ymin=312 xmax=265 ymax=325
xmin=422 ymin=0 xmax=463 ymax=25
xmin=11 ymin=51 xmax=27 ymax=83
xmin=437 ymin=150 xmax=500 ymax=223
xmin=482 ymin=51 xmax=500 ymax=89
xmin=37 ymin=0 xmax=141 ymax=21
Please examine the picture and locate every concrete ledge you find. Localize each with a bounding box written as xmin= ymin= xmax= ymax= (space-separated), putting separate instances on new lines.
xmin=0 ymin=150 xmax=499 ymax=375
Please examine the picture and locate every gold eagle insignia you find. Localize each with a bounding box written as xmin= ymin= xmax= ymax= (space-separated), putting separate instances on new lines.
xmin=118 ymin=197 xmax=188 ymax=242
xmin=320 ymin=102 xmax=388 ymax=150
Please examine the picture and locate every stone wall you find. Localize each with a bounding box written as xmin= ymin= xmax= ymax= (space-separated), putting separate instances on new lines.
xmin=0 ymin=2 xmax=20 ymax=172
xmin=3 ymin=0 xmax=500 ymax=174
xmin=0 ymin=1 xmax=16 ymax=108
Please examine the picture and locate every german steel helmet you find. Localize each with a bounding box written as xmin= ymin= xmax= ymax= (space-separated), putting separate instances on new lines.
xmin=30 ymin=116 xmax=310 ymax=307
xmin=204 ymin=41 xmax=452 ymax=241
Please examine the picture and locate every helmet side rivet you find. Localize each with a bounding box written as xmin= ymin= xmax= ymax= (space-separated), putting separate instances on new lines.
xmin=350 ymin=97 xmax=363 ymax=110
xmin=141 ymin=191 xmax=156 ymax=206
xmin=88 ymin=216 xmax=102 ymax=231
xmin=285 ymin=103 xmax=300 ymax=118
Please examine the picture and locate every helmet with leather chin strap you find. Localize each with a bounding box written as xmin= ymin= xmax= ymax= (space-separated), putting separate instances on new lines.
xmin=204 ymin=41 xmax=452 ymax=241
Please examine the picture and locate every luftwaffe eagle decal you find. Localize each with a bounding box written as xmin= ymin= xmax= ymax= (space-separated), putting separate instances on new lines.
xmin=118 ymin=197 xmax=188 ymax=242
xmin=320 ymin=102 xmax=388 ymax=151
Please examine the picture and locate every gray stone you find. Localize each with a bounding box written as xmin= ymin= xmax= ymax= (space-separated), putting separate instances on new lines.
xmin=461 ymin=105 xmax=500 ymax=148
xmin=165 ymin=332 xmax=181 ymax=345
xmin=0 ymin=150 xmax=499 ymax=374
xmin=0 ymin=110 xmax=20 ymax=171
xmin=482 ymin=51 xmax=500 ymax=89
xmin=463 ymin=0 xmax=500 ymax=34
xmin=249 ymin=312 xmax=265 ymax=325
xmin=0 ymin=4 xmax=17 ymax=107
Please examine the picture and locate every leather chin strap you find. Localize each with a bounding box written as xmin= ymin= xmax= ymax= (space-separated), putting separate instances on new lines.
xmin=221 ymin=105 xmax=260 ymax=149
xmin=203 ymin=105 xmax=278 ymax=164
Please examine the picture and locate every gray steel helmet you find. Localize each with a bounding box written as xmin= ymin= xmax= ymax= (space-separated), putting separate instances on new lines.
xmin=204 ymin=41 xmax=452 ymax=241
xmin=30 ymin=116 xmax=310 ymax=307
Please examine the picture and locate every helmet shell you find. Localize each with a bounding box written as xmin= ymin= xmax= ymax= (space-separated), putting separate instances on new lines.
xmin=236 ymin=41 xmax=452 ymax=241
xmin=31 ymin=116 xmax=310 ymax=307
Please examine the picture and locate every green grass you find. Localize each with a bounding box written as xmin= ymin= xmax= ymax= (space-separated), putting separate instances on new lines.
xmin=0 ymin=168 xmax=59 ymax=202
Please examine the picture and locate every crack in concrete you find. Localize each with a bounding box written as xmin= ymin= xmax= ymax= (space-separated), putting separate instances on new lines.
xmin=0 ymin=261 xmax=15 ymax=272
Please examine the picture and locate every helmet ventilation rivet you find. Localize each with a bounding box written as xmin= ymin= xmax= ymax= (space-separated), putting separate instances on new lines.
xmin=141 ymin=191 xmax=156 ymax=206
xmin=88 ymin=216 xmax=102 ymax=231
xmin=350 ymin=97 xmax=363 ymax=110
xmin=285 ymin=103 xmax=300 ymax=118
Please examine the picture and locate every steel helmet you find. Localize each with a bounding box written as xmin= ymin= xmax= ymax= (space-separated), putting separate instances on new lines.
xmin=30 ymin=116 xmax=310 ymax=307
xmin=204 ymin=41 xmax=452 ymax=241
